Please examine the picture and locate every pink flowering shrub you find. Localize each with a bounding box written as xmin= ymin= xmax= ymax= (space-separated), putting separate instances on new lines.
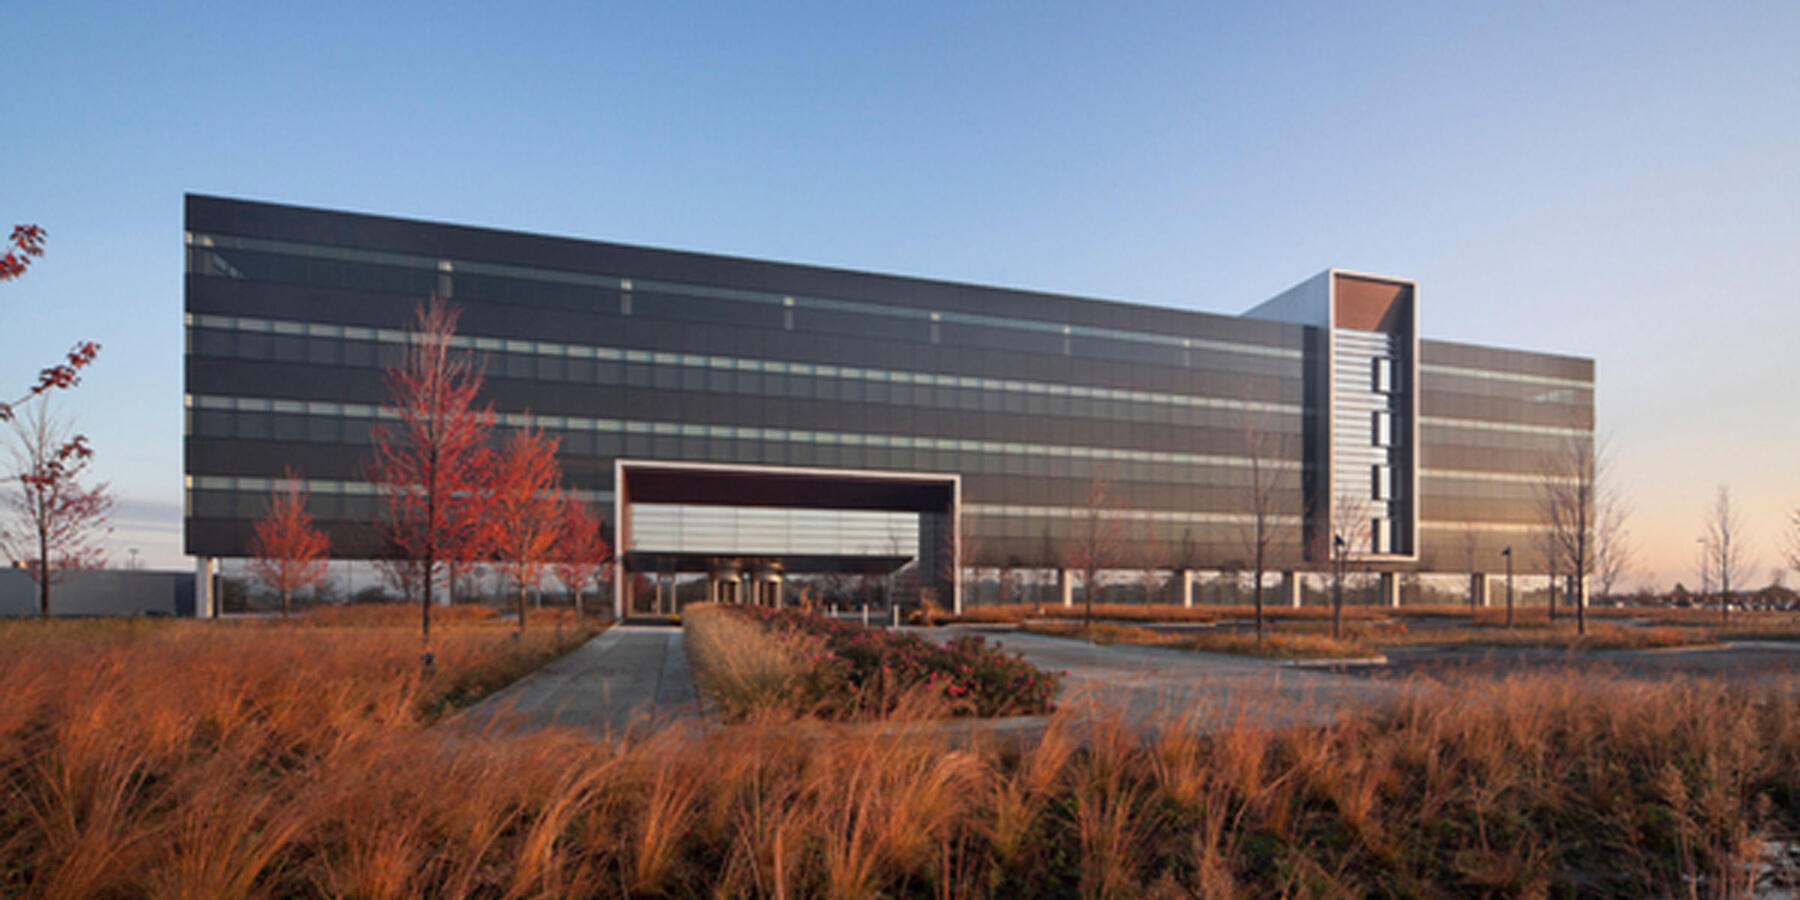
xmin=727 ymin=605 xmax=1061 ymax=718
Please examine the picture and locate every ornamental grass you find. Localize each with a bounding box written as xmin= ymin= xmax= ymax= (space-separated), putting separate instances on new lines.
xmin=685 ymin=603 xmax=1061 ymax=720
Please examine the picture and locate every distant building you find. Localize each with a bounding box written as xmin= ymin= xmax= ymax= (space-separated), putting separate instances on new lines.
xmin=184 ymin=195 xmax=1593 ymax=615
xmin=0 ymin=569 xmax=194 ymax=617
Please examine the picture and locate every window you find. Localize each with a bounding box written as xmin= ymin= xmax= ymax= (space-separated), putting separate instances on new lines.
xmin=1372 ymin=465 xmax=1393 ymax=500
xmin=1371 ymin=518 xmax=1390 ymax=554
xmin=1372 ymin=356 xmax=1395 ymax=393
xmin=1372 ymin=410 xmax=1394 ymax=446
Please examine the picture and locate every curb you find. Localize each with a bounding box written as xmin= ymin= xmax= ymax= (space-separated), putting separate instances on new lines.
xmin=1280 ymin=656 xmax=1389 ymax=668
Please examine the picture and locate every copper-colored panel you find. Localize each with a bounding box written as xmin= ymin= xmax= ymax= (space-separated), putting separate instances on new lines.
xmin=1334 ymin=275 xmax=1412 ymax=333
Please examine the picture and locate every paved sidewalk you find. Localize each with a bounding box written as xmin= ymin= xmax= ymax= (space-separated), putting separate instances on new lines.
xmin=452 ymin=625 xmax=703 ymax=736
xmin=938 ymin=627 xmax=1412 ymax=732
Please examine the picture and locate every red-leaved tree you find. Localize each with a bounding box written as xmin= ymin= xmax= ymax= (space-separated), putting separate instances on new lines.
xmin=1 ymin=224 xmax=101 ymax=423
xmin=490 ymin=420 xmax=565 ymax=632
xmin=0 ymin=400 xmax=114 ymax=617
xmin=552 ymin=495 xmax=612 ymax=624
xmin=248 ymin=468 xmax=331 ymax=617
xmin=0 ymin=224 xmax=47 ymax=282
xmin=369 ymin=296 xmax=495 ymax=644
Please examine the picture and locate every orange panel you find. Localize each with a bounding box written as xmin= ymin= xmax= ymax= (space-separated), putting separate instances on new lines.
xmin=1334 ymin=275 xmax=1412 ymax=333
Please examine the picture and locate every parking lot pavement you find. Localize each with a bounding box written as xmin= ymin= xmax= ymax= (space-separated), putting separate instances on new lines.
xmin=939 ymin=627 xmax=1414 ymax=733
xmin=1342 ymin=641 xmax=1800 ymax=683
xmin=451 ymin=625 xmax=703 ymax=736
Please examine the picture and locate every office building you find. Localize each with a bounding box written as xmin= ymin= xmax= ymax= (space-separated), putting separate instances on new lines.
xmin=184 ymin=195 xmax=1593 ymax=615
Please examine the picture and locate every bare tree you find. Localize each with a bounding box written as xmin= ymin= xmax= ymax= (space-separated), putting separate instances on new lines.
xmin=0 ymin=399 xmax=113 ymax=616
xmin=996 ymin=556 xmax=1020 ymax=608
xmin=1592 ymin=480 xmax=1635 ymax=602
xmin=1061 ymin=465 xmax=1130 ymax=629
xmin=1327 ymin=488 xmax=1374 ymax=640
xmin=1240 ymin=402 xmax=1298 ymax=640
xmin=1134 ymin=517 xmax=1169 ymax=605
xmin=1538 ymin=434 xmax=1603 ymax=635
xmin=1535 ymin=524 xmax=1561 ymax=623
xmin=1704 ymin=485 xmax=1751 ymax=623
xmin=1459 ymin=524 xmax=1480 ymax=609
xmin=1782 ymin=508 xmax=1800 ymax=585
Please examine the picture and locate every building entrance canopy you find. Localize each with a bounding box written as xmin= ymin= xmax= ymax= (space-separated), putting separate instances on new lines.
xmin=613 ymin=461 xmax=961 ymax=616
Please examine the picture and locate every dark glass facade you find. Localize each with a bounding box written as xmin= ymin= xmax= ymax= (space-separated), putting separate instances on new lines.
xmin=183 ymin=195 xmax=1590 ymax=578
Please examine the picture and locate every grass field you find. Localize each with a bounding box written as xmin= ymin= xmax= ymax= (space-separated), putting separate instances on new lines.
xmin=6 ymin=611 xmax=1800 ymax=896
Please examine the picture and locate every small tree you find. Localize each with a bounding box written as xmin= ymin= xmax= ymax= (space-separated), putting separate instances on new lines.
xmin=1592 ymin=481 xmax=1635 ymax=602
xmin=1062 ymin=466 xmax=1130 ymax=629
xmin=552 ymin=496 xmax=611 ymax=624
xmin=0 ymin=400 xmax=113 ymax=616
xmin=1134 ymin=519 xmax=1168 ymax=605
xmin=1240 ymin=400 xmax=1298 ymax=640
xmin=1458 ymin=525 xmax=1480 ymax=609
xmin=248 ymin=468 xmax=331 ymax=616
xmin=1538 ymin=434 xmax=1600 ymax=635
xmin=1781 ymin=508 xmax=1800 ymax=587
xmin=0 ymin=224 xmax=47 ymax=282
xmin=490 ymin=421 xmax=566 ymax=632
xmin=370 ymin=296 xmax=496 ymax=645
xmin=1327 ymin=489 xmax=1373 ymax=640
xmin=1704 ymin=484 xmax=1751 ymax=623
xmin=1 ymin=224 xmax=102 ymax=425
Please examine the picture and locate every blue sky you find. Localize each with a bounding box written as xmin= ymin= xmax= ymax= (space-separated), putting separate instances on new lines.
xmin=6 ymin=1 xmax=1798 ymax=587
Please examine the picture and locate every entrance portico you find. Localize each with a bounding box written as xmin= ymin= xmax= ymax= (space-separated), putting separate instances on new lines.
xmin=614 ymin=461 xmax=961 ymax=618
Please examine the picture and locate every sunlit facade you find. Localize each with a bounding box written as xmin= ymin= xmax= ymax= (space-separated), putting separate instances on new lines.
xmin=183 ymin=195 xmax=1593 ymax=612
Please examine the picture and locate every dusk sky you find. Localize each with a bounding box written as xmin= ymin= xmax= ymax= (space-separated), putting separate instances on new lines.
xmin=7 ymin=1 xmax=1798 ymax=589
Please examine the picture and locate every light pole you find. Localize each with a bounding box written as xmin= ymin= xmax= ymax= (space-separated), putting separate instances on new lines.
xmin=1502 ymin=545 xmax=1514 ymax=628
xmin=1331 ymin=534 xmax=1346 ymax=639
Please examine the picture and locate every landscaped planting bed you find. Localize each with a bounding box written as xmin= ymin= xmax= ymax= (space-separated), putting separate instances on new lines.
xmin=687 ymin=603 xmax=1061 ymax=719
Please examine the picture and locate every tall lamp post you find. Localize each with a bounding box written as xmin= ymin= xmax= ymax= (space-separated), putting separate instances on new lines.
xmin=1331 ymin=534 xmax=1346 ymax=639
xmin=1502 ymin=545 xmax=1514 ymax=628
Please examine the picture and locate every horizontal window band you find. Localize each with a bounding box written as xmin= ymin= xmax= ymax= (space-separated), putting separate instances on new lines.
xmin=186 ymin=312 xmax=1307 ymax=418
xmin=185 ymin=474 xmax=610 ymax=503
xmin=187 ymin=231 xmax=1304 ymax=362
xmin=1419 ymin=362 xmax=1592 ymax=391
xmin=1420 ymin=520 xmax=1555 ymax=534
xmin=966 ymin=503 xmax=1303 ymax=527
xmin=1421 ymin=468 xmax=1579 ymax=486
xmin=186 ymin=393 xmax=1306 ymax=472
xmin=1420 ymin=416 xmax=1591 ymax=438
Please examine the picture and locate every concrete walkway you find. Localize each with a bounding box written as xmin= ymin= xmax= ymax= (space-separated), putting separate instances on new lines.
xmin=940 ymin=627 xmax=1413 ymax=733
xmin=452 ymin=625 xmax=702 ymax=736
xmin=449 ymin=623 xmax=1411 ymax=741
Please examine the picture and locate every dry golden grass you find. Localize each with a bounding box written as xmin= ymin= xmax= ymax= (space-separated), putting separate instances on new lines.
xmin=953 ymin=602 xmax=1396 ymax=626
xmin=1025 ymin=621 xmax=1382 ymax=661
xmin=1375 ymin=621 xmax=1716 ymax=651
xmin=683 ymin=602 xmax=822 ymax=717
xmin=7 ymin=617 xmax=1800 ymax=896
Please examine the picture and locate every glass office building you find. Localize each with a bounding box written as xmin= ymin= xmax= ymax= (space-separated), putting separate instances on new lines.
xmin=184 ymin=195 xmax=1593 ymax=614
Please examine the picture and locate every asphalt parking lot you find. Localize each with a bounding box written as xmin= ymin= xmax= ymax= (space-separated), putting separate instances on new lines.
xmin=1330 ymin=640 xmax=1800 ymax=683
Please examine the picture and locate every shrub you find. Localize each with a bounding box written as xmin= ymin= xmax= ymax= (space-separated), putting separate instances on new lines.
xmin=692 ymin=604 xmax=1061 ymax=719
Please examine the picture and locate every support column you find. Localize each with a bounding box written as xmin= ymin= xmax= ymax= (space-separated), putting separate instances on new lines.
xmin=654 ymin=574 xmax=665 ymax=615
xmin=614 ymin=559 xmax=631 ymax=620
xmin=1380 ymin=572 xmax=1400 ymax=608
xmin=1470 ymin=572 xmax=1491 ymax=608
xmin=1181 ymin=569 xmax=1195 ymax=608
xmin=1280 ymin=571 xmax=1302 ymax=608
xmin=769 ymin=573 xmax=784 ymax=608
xmin=194 ymin=556 xmax=216 ymax=619
xmin=1059 ymin=569 xmax=1074 ymax=608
